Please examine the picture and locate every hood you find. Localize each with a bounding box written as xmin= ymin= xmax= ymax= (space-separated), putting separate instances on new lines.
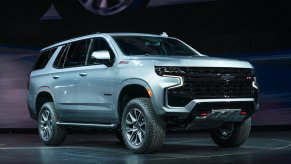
xmin=128 ymin=55 xmax=253 ymax=69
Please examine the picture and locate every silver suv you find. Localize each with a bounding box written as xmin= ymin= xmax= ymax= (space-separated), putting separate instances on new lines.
xmin=27 ymin=32 xmax=259 ymax=153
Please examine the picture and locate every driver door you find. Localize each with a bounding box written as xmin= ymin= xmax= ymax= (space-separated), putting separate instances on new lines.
xmin=76 ymin=37 xmax=117 ymax=123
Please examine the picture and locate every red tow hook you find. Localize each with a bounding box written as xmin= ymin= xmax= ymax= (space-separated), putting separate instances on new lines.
xmin=199 ymin=112 xmax=209 ymax=117
xmin=240 ymin=111 xmax=247 ymax=115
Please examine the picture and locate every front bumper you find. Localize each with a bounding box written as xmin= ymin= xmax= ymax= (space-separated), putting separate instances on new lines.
xmin=161 ymin=98 xmax=257 ymax=117
xmin=149 ymin=74 xmax=259 ymax=130
xmin=160 ymin=98 xmax=258 ymax=130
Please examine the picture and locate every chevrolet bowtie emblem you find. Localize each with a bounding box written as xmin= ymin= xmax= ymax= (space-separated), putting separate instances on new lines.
xmin=221 ymin=74 xmax=235 ymax=81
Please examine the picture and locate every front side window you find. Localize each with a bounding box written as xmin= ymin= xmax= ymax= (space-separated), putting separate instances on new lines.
xmin=64 ymin=39 xmax=90 ymax=68
xmin=87 ymin=38 xmax=115 ymax=65
xmin=113 ymin=36 xmax=199 ymax=56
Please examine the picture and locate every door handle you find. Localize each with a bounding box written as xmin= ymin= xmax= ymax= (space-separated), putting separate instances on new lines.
xmin=79 ymin=73 xmax=87 ymax=77
xmin=52 ymin=76 xmax=60 ymax=79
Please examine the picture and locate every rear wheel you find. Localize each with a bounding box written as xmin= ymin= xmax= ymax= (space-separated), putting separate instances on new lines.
xmin=38 ymin=102 xmax=66 ymax=146
xmin=121 ymin=98 xmax=165 ymax=154
xmin=210 ymin=118 xmax=251 ymax=148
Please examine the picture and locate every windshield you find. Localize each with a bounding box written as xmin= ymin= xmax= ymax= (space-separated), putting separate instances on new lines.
xmin=113 ymin=36 xmax=199 ymax=56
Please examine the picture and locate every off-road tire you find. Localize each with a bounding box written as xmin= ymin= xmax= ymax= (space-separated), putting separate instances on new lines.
xmin=210 ymin=118 xmax=251 ymax=148
xmin=121 ymin=97 xmax=165 ymax=154
xmin=38 ymin=102 xmax=66 ymax=146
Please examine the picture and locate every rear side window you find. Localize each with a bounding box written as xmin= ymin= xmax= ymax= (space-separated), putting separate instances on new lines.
xmin=33 ymin=48 xmax=57 ymax=70
xmin=64 ymin=39 xmax=90 ymax=68
xmin=53 ymin=45 xmax=69 ymax=68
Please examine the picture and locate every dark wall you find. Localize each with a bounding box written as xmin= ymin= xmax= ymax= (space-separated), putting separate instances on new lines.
xmin=1 ymin=0 xmax=291 ymax=54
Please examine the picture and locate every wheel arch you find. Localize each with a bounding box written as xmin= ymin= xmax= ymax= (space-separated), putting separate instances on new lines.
xmin=116 ymin=79 xmax=155 ymax=122
xmin=35 ymin=88 xmax=55 ymax=119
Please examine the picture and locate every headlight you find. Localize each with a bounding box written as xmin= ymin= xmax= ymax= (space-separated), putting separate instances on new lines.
xmin=155 ymin=66 xmax=181 ymax=76
xmin=252 ymin=77 xmax=259 ymax=89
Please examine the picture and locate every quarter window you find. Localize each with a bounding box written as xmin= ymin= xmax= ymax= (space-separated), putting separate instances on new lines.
xmin=33 ymin=47 xmax=57 ymax=70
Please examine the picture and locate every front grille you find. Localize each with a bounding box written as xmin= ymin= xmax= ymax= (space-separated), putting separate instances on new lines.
xmin=155 ymin=67 xmax=255 ymax=107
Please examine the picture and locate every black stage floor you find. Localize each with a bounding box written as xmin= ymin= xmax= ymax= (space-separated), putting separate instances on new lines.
xmin=0 ymin=130 xmax=291 ymax=164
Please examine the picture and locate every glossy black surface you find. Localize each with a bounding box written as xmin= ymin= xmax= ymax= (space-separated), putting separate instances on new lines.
xmin=0 ymin=130 xmax=290 ymax=163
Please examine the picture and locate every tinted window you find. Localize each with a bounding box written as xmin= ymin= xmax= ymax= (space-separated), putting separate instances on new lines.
xmin=34 ymin=48 xmax=57 ymax=70
xmin=87 ymin=38 xmax=115 ymax=65
xmin=53 ymin=45 xmax=69 ymax=69
xmin=113 ymin=36 xmax=199 ymax=56
xmin=64 ymin=39 xmax=90 ymax=68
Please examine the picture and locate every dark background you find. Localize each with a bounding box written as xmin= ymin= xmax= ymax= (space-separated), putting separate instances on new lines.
xmin=0 ymin=0 xmax=291 ymax=128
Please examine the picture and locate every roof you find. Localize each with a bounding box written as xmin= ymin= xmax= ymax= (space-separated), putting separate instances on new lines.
xmin=41 ymin=32 xmax=168 ymax=51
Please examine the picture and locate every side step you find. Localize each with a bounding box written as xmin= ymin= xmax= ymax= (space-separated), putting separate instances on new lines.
xmin=56 ymin=122 xmax=117 ymax=129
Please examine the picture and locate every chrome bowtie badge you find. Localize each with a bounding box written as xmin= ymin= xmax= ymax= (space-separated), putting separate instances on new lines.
xmin=221 ymin=74 xmax=235 ymax=81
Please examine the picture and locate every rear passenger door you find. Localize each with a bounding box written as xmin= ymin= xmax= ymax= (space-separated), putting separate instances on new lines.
xmin=50 ymin=39 xmax=90 ymax=122
xmin=76 ymin=37 xmax=116 ymax=123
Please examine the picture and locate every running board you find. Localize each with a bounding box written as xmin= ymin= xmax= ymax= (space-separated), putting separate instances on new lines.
xmin=56 ymin=122 xmax=117 ymax=129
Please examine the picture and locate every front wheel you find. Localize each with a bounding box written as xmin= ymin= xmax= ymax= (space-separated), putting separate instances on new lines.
xmin=38 ymin=102 xmax=66 ymax=146
xmin=121 ymin=98 xmax=165 ymax=154
xmin=210 ymin=118 xmax=251 ymax=148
